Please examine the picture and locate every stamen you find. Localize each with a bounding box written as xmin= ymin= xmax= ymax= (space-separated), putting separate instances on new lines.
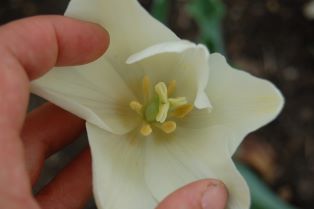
xmin=169 ymin=97 xmax=188 ymax=109
xmin=156 ymin=103 xmax=170 ymax=123
xmin=131 ymin=76 xmax=196 ymax=137
xmin=167 ymin=80 xmax=176 ymax=96
xmin=140 ymin=123 xmax=152 ymax=136
xmin=155 ymin=82 xmax=168 ymax=103
xmin=171 ymin=104 xmax=194 ymax=118
xmin=161 ymin=121 xmax=177 ymax=134
xmin=143 ymin=76 xmax=151 ymax=103
xmin=129 ymin=101 xmax=143 ymax=115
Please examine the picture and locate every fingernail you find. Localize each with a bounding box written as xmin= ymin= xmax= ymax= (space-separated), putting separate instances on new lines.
xmin=201 ymin=182 xmax=225 ymax=209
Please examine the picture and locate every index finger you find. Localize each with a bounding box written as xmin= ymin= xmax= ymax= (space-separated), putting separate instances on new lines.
xmin=0 ymin=15 xmax=109 ymax=131
xmin=0 ymin=15 xmax=109 ymax=80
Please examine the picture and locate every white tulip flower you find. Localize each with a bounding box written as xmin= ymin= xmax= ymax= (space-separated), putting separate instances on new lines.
xmin=31 ymin=0 xmax=284 ymax=209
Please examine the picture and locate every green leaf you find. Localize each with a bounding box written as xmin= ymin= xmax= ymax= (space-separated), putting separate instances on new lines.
xmin=186 ymin=0 xmax=225 ymax=53
xmin=151 ymin=0 xmax=170 ymax=24
xmin=236 ymin=163 xmax=299 ymax=209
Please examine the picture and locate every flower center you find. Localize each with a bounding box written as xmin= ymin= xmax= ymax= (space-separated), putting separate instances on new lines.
xmin=129 ymin=76 xmax=193 ymax=136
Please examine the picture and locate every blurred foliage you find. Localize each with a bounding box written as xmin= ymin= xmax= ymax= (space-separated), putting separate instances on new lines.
xmin=151 ymin=0 xmax=225 ymax=53
xmin=237 ymin=163 xmax=298 ymax=209
xmin=186 ymin=0 xmax=225 ymax=53
xmin=151 ymin=0 xmax=170 ymax=24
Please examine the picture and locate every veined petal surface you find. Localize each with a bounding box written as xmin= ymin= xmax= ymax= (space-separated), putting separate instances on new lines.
xmin=31 ymin=58 xmax=139 ymax=134
xmin=181 ymin=53 xmax=284 ymax=154
xmin=144 ymin=126 xmax=250 ymax=209
xmin=86 ymin=123 xmax=157 ymax=209
xmin=126 ymin=40 xmax=212 ymax=109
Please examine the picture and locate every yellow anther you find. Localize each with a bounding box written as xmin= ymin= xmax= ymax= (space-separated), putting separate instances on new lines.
xmin=167 ymin=80 xmax=176 ymax=96
xmin=143 ymin=76 xmax=151 ymax=103
xmin=132 ymin=76 xmax=195 ymax=137
xmin=140 ymin=123 xmax=152 ymax=136
xmin=161 ymin=121 xmax=177 ymax=134
xmin=156 ymin=103 xmax=170 ymax=123
xmin=171 ymin=104 xmax=194 ymax=118
xmin=155 ymin=82 xmax=168 ymax=103
xmin=129 ymin=101 xmax=143 ymax=115
xmin=169 ymin=97 xmax=188 ymax=109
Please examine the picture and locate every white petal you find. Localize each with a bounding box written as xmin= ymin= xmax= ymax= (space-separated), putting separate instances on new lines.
xmin=182 ymin=53 xmax=284 ymax=154
xmin=126 ymin=40 xmax=196 ymax=64
xmin=31 ymin=57 xmax=139 ymax=134
xmin=126 ymin=40 xmax=212 ymax=109
xmin=65 ymin=0 xmax=178 ymax=64
xmin=86 ymin=123 xmax=156 ymax=209
xmin=206 ymin=53 xmax=284 ymax=153
xmin=144 ymin=126 xmax=250 ymax=209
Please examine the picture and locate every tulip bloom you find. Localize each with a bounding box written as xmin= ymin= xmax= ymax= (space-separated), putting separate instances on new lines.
xmin=31 ymin=1 xmax=284 ymax=209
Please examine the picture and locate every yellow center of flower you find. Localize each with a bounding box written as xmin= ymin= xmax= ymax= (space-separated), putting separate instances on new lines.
xmin=129 ymin=76 xmax=193 ymax=136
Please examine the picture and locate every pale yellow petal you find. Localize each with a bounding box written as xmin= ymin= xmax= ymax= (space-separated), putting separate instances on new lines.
xmin=144 ymin=126 xmax=250 ymax=209
xmin=86 ymin=123 xmax=156 ymax=209
xmin=31 ymin=58 xmax=139 ymax=134
xmin=181 ymin=53 xmax=284 ymax=154
xmin=208 ymin=54 xmax=283 ymax=153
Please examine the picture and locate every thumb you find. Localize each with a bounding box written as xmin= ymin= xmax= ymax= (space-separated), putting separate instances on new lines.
xmin=156 ymin=179 xmax=228 ymax=209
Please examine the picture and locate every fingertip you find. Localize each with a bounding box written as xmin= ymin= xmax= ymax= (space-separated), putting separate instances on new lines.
xmin=0 ymin=15 xmax=110 ymax=80
xmin=156 ymin=179 xmax=228 ymax=209
xmin=52 ymin=17 xmax=110 ymax=66
xmin=55 ymin=19 xmax=110 ymax=66
xmin=201 ymin=180 xmax=228 ymax=209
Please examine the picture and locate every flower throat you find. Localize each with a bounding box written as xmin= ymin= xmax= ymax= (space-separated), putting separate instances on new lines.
xmin=129 ymin=76 xmax=193 ymax=136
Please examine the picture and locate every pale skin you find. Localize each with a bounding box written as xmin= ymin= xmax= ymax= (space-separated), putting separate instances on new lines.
xmin=0 ymin=15 xmax=228 ymax=209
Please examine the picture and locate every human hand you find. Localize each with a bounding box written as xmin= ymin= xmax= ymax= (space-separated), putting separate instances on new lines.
xmin=0 ymin=16 xmax=227 ymax=209
xmin=0 ymin=15 xmax=108 ymax=209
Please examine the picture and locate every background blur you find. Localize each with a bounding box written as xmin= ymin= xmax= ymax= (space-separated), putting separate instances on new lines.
xmin=0 ymin=0 xmax=313 ymax=209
